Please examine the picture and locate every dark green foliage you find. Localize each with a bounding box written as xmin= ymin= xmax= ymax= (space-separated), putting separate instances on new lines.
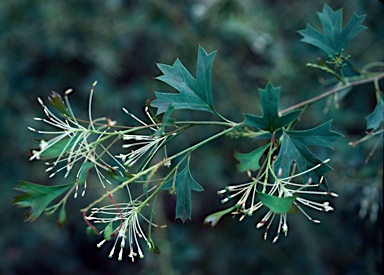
xmin=151 ymin=46 xmax=217 ymax=115
xmin=162 ymin=164 xmax=204 ymax=222
xmin=244 ymin=83 xmax=301 ymax=133
xmin=204 ymin=205 xmax=238 ymax=227
xmin=234 ymin=143 xmax=270 ymax=172
xmin=2 ymin=1 xmax=382 ymax=274
xmin=13 ymin=181 xmax=73 ymax=222
xmin=274 ymin=121 xmax=343 ymax=185
xmin=256 ymin=192 xmax=297 ymax=214
xmin=366 ymin=97 xmax=384 ymax=130
xmin=299 ymin=4 xmax=366 ymax=55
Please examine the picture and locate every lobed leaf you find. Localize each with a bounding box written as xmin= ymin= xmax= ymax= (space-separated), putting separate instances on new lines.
xmin=244 ymin=82 xmax=301 ymax=133
xmin=151 ymin=46 xmax=217 ymax=115
xmin=274 ymin=121 xmax=342 ymax=186
xmin=366 ymin=97 xmax=384 ymax=130
xmin=298 ymin=4 xmax=366 ymax=55
xmin=234 ymin=143 xmax=270 ymax=172
xmin=285 ymin=120 xmax=343 ymax=149
xmin=162 ymin=164 xmax=204 ymax=222
xmin=13 ymin=181 xmax=74 ymax=222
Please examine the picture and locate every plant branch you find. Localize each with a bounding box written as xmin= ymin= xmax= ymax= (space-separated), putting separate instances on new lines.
xmin=80 ymin=123 xmax=241 ymax=212
xmin=279 ymin=73 xmax=384 ymax=115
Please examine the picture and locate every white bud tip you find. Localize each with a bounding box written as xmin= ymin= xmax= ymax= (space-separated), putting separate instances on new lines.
xmin=282 ymin=224 xmax=288 ymax=233
xmin=329 ymin=192 xmax=338 ymax=197
xmin=97 ymin=239 xmax=106 ymax=248
xmin=256 ymin=222 xmax=264 ymax=228
xmin=64 ymin=88 xmax=73 ymax=95
xmin=272 ymin=236 xmax=279 ymax=243
xmin=313 ymin=220 xmax=321 ymax=224
xmin=277 ymin=168 xmax=283 ymax=178
xmin=93 ymin=81 xmax=98 ymax=86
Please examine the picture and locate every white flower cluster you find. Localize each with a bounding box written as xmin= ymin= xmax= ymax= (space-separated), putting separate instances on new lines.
xmin=87 ymin=197 xmax=164 ymax=261
xmin=218 ymin=160 xmax=338 ymax=243
xmin=116 ymin=107 xmax=174 ymax=169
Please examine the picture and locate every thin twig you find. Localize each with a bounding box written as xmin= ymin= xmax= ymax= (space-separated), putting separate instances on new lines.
xmin=279 ymin=73 xmax=384 ymax=115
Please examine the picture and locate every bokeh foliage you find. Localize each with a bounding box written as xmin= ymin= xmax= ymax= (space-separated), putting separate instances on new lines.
xmin=1 ymin=0 xmax=382 ymax=274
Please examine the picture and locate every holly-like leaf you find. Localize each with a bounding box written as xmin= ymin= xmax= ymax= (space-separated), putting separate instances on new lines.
xmin=298 ymin=4 xmax=366 ymax=55
xmin=274 ymin=121 xmax=343 ymax=186
xmin=13 ymin=181 xmax=74 ymax=222
xmin=204 ymin=205 xmax=238 ymax=227
xmin=284 ymin=121 xmax=343 ymax=149
xmin=234 ymin=143 xmax=270 ymax=172
xmin=366 ymin=97 xmax=384 ymax=130
xmin=257 ymin=192 xmax=296 ymax=214
xmin=151 ymin=46 xmax=217 ymax=115
xmin=162 ymin=165 xmax=204 ymax=222
xmin=244 ymin=83 xmax=301 ymax=133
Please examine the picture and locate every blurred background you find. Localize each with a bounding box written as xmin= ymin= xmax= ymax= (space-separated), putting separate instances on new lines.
xmin=1 ymin=0 xmax=382 ymax=274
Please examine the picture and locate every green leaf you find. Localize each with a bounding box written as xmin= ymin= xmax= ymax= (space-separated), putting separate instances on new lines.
xmin=107 ymin=169 xmax=134 ymax=182
xmin=257 ymin=192 xmax=296 ymax=214
xmin=366 ymin=97 xmax=384 ymax=130
xmin=285 ymin=121 xmax=343 ymax=149
xmin=104 ymin=223 xmax=114 ymax=241
xmin=86 ymin=226 xmax=99 ymax=238
xmin=155 ymin=104 xmax=175 ymax=135
xmin=48 ymin=91 xmax=72 ymax=117
xmin=234 ymin=143 xmax=270 ymax=172
xmin=204 ymin=205 xmax=238 ymax=227
xmin=162 ymin=165 xmax=204 ymax=222
xmin=151 ymin=46 xmax=217 ymax=115
xmin=56 ymin=205 xmax=67 ymax=228
xmin=33 ymin=134 xmax=81 ymax=159
xmin=13 ymin=181 xmax=74 ymax=222
xmin=274 ymin=121 xmax=343 ymax=186
xmin=77 ymin=161 xmax=94 ymax=184
xmin=298 ymin=4 xmax=366 ymax=55
xmin=244 ymin=83 xmax=301 ymax=133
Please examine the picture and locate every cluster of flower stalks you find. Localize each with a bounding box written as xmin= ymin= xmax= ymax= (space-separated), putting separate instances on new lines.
xmin=216 ymin=162 xmax=338 ymax=243
xmin=23 ymin=83 xmax=341 ymax=260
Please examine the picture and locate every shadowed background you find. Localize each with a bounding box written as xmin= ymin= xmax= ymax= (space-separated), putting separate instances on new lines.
xmin=1 ymin=0 xmax=382 ymax=274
